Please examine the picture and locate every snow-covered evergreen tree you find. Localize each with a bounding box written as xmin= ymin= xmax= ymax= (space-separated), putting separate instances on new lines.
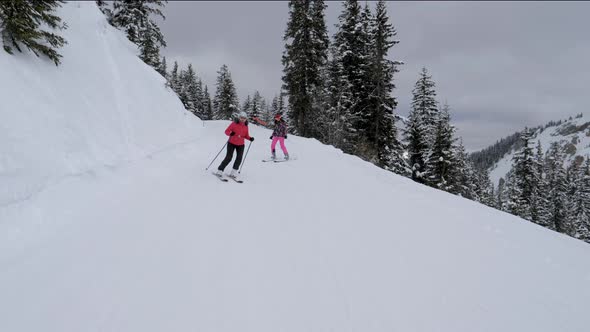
xmin=451 ymin=139 xmax=477 ymax=199
xmin=282 ymin=0 xmax=329 ymax=137
xmin=202 ymin=85 xmax=213 ymax=121
xmin=404 ymin=71 xmax=436 ymax=183
xmin=157 ymin=56 xmax=167 ymax=78
xmin=333 ymin=0 xmax=374 ymax=152
xmin=213 ymin=64 xmax=239 ymax=120
xmin=324 ymin=45 xmax=357 ymax=154
xmin=545 ymin=141 xmax=567 ymax=232
xmin=425 ymin=103 xmax=456 ymax=190
xmin=530 ymin=140 xmax=550 ymax=227
xmin=368 ymin=0 xmax=406 ymax=175
xmin=96 ymin=0 xmax=113 ymax=20
xmin=0 ymin=0 xmax=68 ymax=65
xmin=476 ymin=168 xmax=496 ymax=208
xmin=169 ymin=60 xmax=180 ymax=93
xmin=509 ymin=128 xmax=536 ymax=220
xmin=111 ymin=0 xmax=167 ymax=70
xmin=571 ymin=157 xmax=590 ymax=242
xmin=408 ymin=67 xmax=438 ymax=144
xmin=242 ymin=95 xmax=252 ymax=114
xmin=250 ymin=91 xmax=263 ymax=120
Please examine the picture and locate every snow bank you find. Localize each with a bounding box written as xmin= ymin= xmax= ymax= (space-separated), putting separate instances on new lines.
xmin=0 ymin=1 xmax=200 ymax=206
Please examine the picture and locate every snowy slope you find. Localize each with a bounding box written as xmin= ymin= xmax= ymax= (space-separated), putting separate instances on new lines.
xmin=2 ymin=3 xmax=590 ymax=332
xmin=2 ymin=121 xmax=590 ymax=332
xmin=0 ymin=1 xmax=200 ymax=207
xmin=489 ymin=116 xmax=590 ymax=186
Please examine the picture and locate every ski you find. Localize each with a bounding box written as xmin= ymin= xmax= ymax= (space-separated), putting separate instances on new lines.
xmin=212 ymin=172 xmax=228 ymax=182
xmin=228 ymin=176 xmax=244 ymax=183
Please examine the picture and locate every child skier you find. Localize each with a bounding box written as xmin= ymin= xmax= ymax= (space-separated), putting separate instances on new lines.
xmin=216 ymin=112 xmax=255 ymax=179
xmin=253 ymin=112 xmax=289 ymax=160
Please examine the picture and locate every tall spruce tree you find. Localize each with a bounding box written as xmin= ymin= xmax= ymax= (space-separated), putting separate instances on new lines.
xmin=333 ymin=0 xmax=374 ymax=153
xmin=410 ymin=67 xmax=438 ymax=142
xmin=509 ymin=128 xmax=536 ymax=220
xmin=324 ymin=45 xmax=357 ymax=153
xmin=545 ymin=141 xmax=567 ymax=231
xmin=111 ymin=0 xmax=167 ymax=69
xmin=0 ymin=0 xmax=68 ymax=65
xmin=169 ymin=60 xmax=180 ymax=93
xmin=242 ymin=95 xmax=252 ymax=114
xmin=405 ymin=69 xmax=437 ymax=182
xmin=157 ymin=55 xmax=167 ymax=78
xmin=213 ymin=64 xmax=239 ymax=120
xmin=572 ymin=158 xmax=590 ymax=242
xmin=202 ymin=85 xmax=213 ymax=121
xmin=564 ymin=161 xmax=582 ymax=236
xmin=451 ymin=139 xmax=477 ymax=199
xmin=369 ymin=0 xmax=406 ymax=174
xmin=530 ymin=140 xmax=550 ymax=226
xmin=281 ymin=0 xmax=329 ymax=137
xmin=250 ymin=91 xmax=263 ymax=120
xmin=425 ymin=103 xmax=456 ymax=190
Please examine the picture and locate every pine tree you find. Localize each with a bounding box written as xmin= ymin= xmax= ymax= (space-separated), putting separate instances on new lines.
xmin=333 ymin=0 xmax=374 ymax=152
xmin=157 ymin=56 xmax=167 ymax=78
xmin=368 ymin=0 xmax=406 ymax=175
xmin=476 ymin=168 xmax=496 ymax=208
xmin=530 ymin=140 xmax=550 ymax=227
xmin=0 ymin=0 xmax=68 ymax=65
xmin=213 ymin=64 xmax=239 ymax=120
xmin=242 ymin=95 xmax=252 ymax=114
xmin=451 ymin=139 xmax=477 ymax=199
xmin=169 ymin=60 xmax=180 ymax=93
xmin=202 ymin=85 xmax=213 ymax=121
xmin=509 ymin=128 xmax=536 ymax=220
xmin=138 ymin=26 xmax=162 ymax=68
xmin=282 ymin=0 xmax=329 ymax=137
xmin=564 ymin=161 xmax=583 ymax=237
xmin=425 ymin=103 xmax=456 ymax=190
xmin=324 ymin=45 xmax=357 ymax=153
xmin=571 ymin=157 xmax=590 ymax=242
xmin=405 ymin=68 xmax=438 ymax=182
xmin=410 ymin=67 xmax=438 ymax=143
xmin=96 ymin=0 xmax=113 ymax=20
xmin=183 ymin=64 xmax=200 ymax=115
xmin=545 ymin=142 xmax=567 ymax=232
xmin=250 ymin=91 xmax=263 ymax=120
xmin=111 ymin=0 xmax=167 ymax=69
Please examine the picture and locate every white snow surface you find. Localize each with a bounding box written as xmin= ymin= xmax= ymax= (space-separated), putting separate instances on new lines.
xmin=0 ymin=1 xmax=199 ymax=207
xmin=2 ymin=3 xmax=590 ymax=332
xmin=489 ymin=116 xmax=590 ymax=186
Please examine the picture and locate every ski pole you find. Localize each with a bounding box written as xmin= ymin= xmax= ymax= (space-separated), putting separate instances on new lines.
xmin=239 ymin=140 xmax=253 ymax=174
xmin=205 ymin=140 xmax=229 ymax=170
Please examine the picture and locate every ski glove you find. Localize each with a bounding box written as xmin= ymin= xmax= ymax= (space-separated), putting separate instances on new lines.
xmin=269 ymin=135 xmax=273 ymax=140
xmin=284 ymin=135 xmax=287 ymax=139
xmin=249 ymin=137 xmax=255 ymax=142
xmin=229 ymin=132 xmax=235 ymax=136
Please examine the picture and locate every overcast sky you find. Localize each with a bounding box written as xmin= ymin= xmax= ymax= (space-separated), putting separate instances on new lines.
xmin=157 ymin=1 xmax=590 ymax=151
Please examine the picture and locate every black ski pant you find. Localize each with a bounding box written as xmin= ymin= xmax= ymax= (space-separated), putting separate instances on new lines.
xmin=218 ymin=143 xmax=245 ymax=171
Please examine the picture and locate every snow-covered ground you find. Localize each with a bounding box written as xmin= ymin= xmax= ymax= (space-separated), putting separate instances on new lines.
xmin=489 ymin=116 xmax=590 ymax=186
xmin=1 ymin=2 xmax=590 ymax=332
xmin=0 ymin=1 xmax=200 ymax=207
